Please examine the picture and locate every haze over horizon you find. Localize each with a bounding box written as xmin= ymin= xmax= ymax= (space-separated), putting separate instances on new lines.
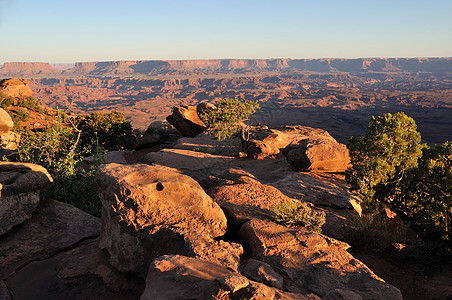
xmin=1 ymin=0 xmax=451 ymax=64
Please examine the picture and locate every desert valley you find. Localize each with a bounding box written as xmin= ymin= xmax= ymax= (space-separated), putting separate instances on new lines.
xmin=1 ymin=57 xmax=451 ymax=144
xmin=0 ymin=58 xmax=451 ymax=300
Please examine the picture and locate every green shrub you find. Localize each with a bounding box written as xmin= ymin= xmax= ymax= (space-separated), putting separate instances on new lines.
xmin=11 ymin=108 xmax=30 ymax=123
xmin=0 ymin=96 xmax=14 ymax=109
xmin=12 ymin=110 xmax=108 ymax=216
xmin=17 ymin=97 xmax=41 ymax=109
xmin=200 ymin=98 xmax=259 ymax=141
xmin=271 ymin=201 xmax=325 ymax=232
xmin=344 ymin=213 xmax=408 ymax=253
xmin=76 ymin=111 xmax=135 ymax=151
xmin=346 ymin=112 xmax=451 ymax=244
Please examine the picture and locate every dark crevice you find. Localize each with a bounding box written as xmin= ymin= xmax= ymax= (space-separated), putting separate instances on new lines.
xmin=214 ymin=205 xmax=252 ymax=259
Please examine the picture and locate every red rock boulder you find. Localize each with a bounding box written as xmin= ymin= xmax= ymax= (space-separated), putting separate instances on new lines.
xmin=95 ymin=163 xmax=242 ymax=276
xmin=282 ymin=136 xmax=350 ymax=172
xmin=166 ymin=105 xmax=206 ymax=137
xmin=0 ymin=78 xmax=33 ymax=99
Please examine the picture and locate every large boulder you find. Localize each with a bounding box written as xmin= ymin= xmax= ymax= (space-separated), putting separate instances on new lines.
xmin=282 ymin=136 xmax=350 ymax=172
xmin=0 ymin=200 xmax=100 ymax=280
xmin=0 ymin=162 xmax=53 ymax=236
xmin=0 ymin=131 xmax=19 ymax=151
xmin=166 ymin=105 xmax=206 ymax=137
xmin=95 ymin=163 xmax=242 ymax=276
xmin=246 ymin=125 xmax=332 ymax=159
xmin=0 ymin=108 xmax=14 ymax=134
xmin=141 ymin=255 xmax=320 ymax=300
xmin=0 ymin=199 xmax=143 ymax=299
xmin=238 ymin=219 xmax=403 ymax=299
xmin=0 ymin=78 xmax=33 ymax=99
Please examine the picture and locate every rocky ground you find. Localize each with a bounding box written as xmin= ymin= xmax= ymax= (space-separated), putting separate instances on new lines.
xmin=1 ymin=83 xmax=451 ymax=299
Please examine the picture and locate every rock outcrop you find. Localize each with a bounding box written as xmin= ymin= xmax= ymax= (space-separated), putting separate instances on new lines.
xmin=141 ymin=255 xmax=319 ymax=300
xmin=238 ymin=219 xmax=403 ymax=299
xmin=282 ymin=136 xmax=350 ymax=172
xmin=95 ymin=163 xmax=242 ymax=276
xmin=0 ymin=108 xmax=18 ymax=151
xmin=166 ymin=105 xmax=206 ymax=137
xmin=246 ymin=125 xmax=331 ymax=159
xmin=0 ymin=108 xmax=14 ymax=134
xmin=245 ymin=125 xmax=350 ymax=172
xmin=0 ymin=162 xmax=53 ymax=236
xmin=0 ymin=78 xmax=33 ymax=99
xmin=174 ymin=132 xmax=242 ymax=156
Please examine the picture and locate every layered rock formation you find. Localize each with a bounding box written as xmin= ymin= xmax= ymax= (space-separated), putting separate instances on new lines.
xmin=0 ymin=162 xmax=53 ymax=236
xmin=95 ymin=163 xmax=242 ymax=276
xmin=2 ymin=58 xmax=451 ymax=77
xmin=0 ymin=78 xmax=33 ymax=98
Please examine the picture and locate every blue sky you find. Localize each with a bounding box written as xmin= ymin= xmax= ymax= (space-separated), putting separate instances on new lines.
xmin=1 ymin=0 xmax=451 ymax=63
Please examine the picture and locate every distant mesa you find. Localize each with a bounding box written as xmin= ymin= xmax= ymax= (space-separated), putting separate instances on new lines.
xmin=1 ymin=57 xmax=451 ymax=77
xmin=0 ymin=62 xmax=60 ymax=77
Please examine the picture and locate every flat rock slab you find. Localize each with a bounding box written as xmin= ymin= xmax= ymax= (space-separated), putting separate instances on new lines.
xmin=6 ymin=238 xmax=144 ymax=300
xmin=174 ymin=132 xmax=242 ymax=157
xmin=142 ymin=255 xmax=320 ymax=300
xmin=143 ymin=148 xmax=236 ymax=173
xmin=238 ymin=219 xmax=403 ymax=300
xmin=0 ymin=200 xmax=100 ymax=279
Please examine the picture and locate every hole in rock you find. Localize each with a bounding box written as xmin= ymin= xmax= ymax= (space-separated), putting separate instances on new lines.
xmin=156 ymin=182 xmax=164 ymax=191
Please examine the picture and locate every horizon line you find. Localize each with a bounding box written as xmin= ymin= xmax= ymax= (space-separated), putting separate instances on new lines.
xmin=1 ymin=56 xmax=452 ymax=66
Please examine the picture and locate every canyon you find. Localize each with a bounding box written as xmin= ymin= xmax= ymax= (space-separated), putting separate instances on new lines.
xmin=1 ymin=58 xmax=451 ymax=145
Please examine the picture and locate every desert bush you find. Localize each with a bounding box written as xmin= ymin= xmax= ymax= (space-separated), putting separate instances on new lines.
xmin=0 ymin=96 xmax=14 ymax=109
xmin=76 ymin=111 xmax=135 ymax=151
xmin=200 ymin=98 xmax=259 ymax=141
xmin=346 ymin=112 xmax=423 ymax=211
xmin=346 ymin=112 xmax=451 ymax=244
xmin=344 ymin=213 xmax=408 ymax=253
xmin=11 ymin=110 xmax=110 ymax=216
xmin=271 ymin=201 xmax=325 ymax=232
xmin=11 ymin=108 xmax=30 ymax=123
xmin=17 ymin=97 xmax=41 ymax=109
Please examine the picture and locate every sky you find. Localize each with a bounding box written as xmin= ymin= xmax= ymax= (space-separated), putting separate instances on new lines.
xmin=0 ymin=0 xmax=451 ymax=64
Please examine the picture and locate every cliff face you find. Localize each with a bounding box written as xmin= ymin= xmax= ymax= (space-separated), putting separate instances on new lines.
xmin=1 ymin=58 xmax=450 ymax=77
xmin=0 ymin=62 xmax=61 ymax=77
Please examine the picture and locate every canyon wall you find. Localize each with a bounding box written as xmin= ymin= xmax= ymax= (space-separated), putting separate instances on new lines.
xmin=1 ymin=58 xmax=451 ymax=77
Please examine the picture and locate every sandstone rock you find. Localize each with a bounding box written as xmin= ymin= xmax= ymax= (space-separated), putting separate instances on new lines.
xmin=142 ymin=148 xmax=236 ymax=182
xmin=141 ymin=255 xmax=319 ymax=300
xmin=144 ymin=120 xmax=176 ymax=135
xmin=166 ymin=105 xmax=206 ymax=137
xmin=323 ymin=289 xmax=364 ymax=300
xmin=6 ymin=238 xmax=144 ymax=300
xmin=174 ymin=132 xmax=242 ymax=156
xmin=196 ymin=102 xmax=216 ymax=116
xmin=0 ymin=162 xmax=53 ymax=236
xmin=241 ymin=258 xmax=284 ymax=289
xmin=0 ymin=78 xmax=33 ymax=99
xmin=95 ymin=163 xmax=242 ymax=276
xmin=0 ymin=200 xmax=100 ymax=279
xmin=207 ymin=175 xmax=297 ymax=226
xmin=133 ymin=133 xmax=161 ymax=150
xmin=0 ymin=280 xmax=11 ymax=300
xmin=282 ymin=137 xmax=350 ymax=172
xmin=246 ymin=125 xmax=332 ymax=159
xmin=0 ymin=131 xmax=19 ymax=150
xmin=238 ymin=219 xmax=403 ymax=300
xmin=0 ymin=108 xmax=14 ymax=134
